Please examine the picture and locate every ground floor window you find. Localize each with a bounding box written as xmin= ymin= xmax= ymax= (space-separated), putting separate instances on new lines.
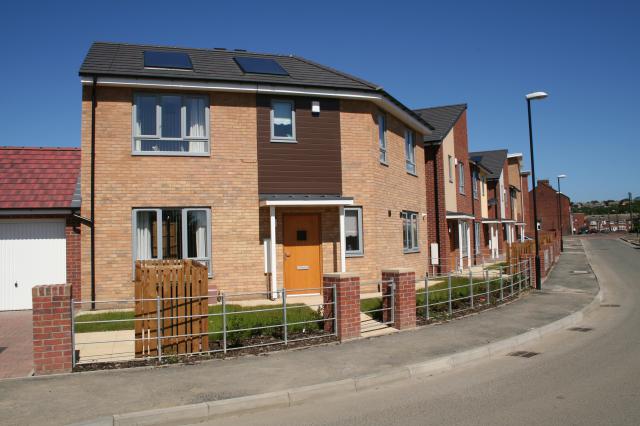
xmin=133 ymin=208 xmax=211 ymax=276
xmin=460 ymin=221 xmax=469 ymax=257
xmin=402 ymin=211 xmax=419 ymax=253
xmin=345 ymin=207 xmax=363 ymax=256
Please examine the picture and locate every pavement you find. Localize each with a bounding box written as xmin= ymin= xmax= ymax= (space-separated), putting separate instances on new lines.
xmin=202 ymin=235 xmax=639 ymax=426
xmin=0 ymin=238 xmax=599 ymax=426
xmin=0 ymin=310 xmax=33 ymax=379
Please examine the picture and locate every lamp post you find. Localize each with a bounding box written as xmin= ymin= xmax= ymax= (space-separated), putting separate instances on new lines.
xmin=526 ymin=91 xmax=548 ymax=290
xmin=557 ymin=174 xmax=567 ymax=251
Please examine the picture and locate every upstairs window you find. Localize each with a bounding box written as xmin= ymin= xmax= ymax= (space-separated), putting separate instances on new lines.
xmin=378 ymin=114 xmax=387 ymax=164
xmin=482 ymin=176 xmax=486 ymax=196
xmin=405 ymin=130 xmax=416 ymax=174
xmin=133 ymin=94 xmax=209 ymax=155
xmin=271 ymin=100 xmax=296 ymax=142
xmin=402 ymin=211 xmax=419 ymax=253
xmin=448 ymin=155 xmax=454 ymax=183
xmin=458 ymin=162 xmax=465 ymax=194
xmin=345 ymin=207 xmax=364 ymax=256
xmin=472 ymin=169 xmax=479 ymax=199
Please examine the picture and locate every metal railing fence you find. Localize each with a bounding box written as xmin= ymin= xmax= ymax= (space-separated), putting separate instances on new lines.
xmin=71 ymin=286 xmax=337 ymax=367
xmin=417 ymin=258 xmax=532 ymax=321
xmin=359 ymin=279 xmax=395 ymax=325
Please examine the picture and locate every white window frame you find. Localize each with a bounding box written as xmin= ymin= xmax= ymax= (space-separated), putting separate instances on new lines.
xmin=378 ymin=114 xmax=387 ymax=164
xmin=132 ymin=93 xmax=210 ymax=156
xmin=448 ymin=155 xmax=454 ymax=183
xmin=404 ymin=129 xmax=416 ymax=175
xmin=458 ymin=162 xmax=465 ymax=194
xmin=482 ymin=176 xmax=486 ymax=196
xmin=345 ymin=207 xmax=364 ymax=257
xmin=131 ymin=207 xmax=212 ymax=277
xmin=270 ymin=99 xmax=297 ymax=143
xmin=402 ymin=211 xmax=420 ymax=253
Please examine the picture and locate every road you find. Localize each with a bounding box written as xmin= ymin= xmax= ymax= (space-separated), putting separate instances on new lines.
xmin=198 ymin=236 xmax=640 ymax=425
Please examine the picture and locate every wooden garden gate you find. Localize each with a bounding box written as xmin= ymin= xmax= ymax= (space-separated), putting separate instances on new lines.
xmin=134 ymin=259 xmax=209 ymax=358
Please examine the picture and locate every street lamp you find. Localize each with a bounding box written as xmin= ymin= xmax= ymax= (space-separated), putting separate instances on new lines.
xmin=526 ymin=91 xmax=548 ymax=290
xmin=557 ymin=174 xmax=567 ymax=252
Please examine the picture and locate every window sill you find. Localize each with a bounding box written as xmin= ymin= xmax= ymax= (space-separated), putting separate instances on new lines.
xmin=346 ymin=253 xmax=364 ymax=258
xmin=403 ymin=249 xmax=420 ymax=255
xmin=407 ymin=171 xmax=418 ymax=177
xmin=380 ymin=161 xmax=389 ymax=167
xmin=132 ymin=151 xmax=210 ymax=157
xmin=271 ymin=139 xmax=298 ymax=144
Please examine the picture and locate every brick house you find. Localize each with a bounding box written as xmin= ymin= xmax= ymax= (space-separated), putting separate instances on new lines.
xmin=78 ymin=42 xmax=433 ymax=303
xmin=414 ymin=104 xmax=477 ymax=273
xmin=520 ymin=170 xmax=531 ymax=236
xmin=572 ymin=212 xmax=586 ymax=233
xmin=468 ymin=149 xmax=512 ymax=259
xmin=506 ymin=153 xmax=528 ymax=241
xmin=0 ymin=147 xmax=81 ymax=310
xmin=528 ymin=179 xmax=571 ymax=235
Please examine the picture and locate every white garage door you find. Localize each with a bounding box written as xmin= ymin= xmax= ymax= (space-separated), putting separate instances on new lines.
xmin=0 ymin=219 xmax=66 ymax=311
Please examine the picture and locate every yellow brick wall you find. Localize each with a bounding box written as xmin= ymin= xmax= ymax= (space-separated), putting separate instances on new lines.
xmin=340 ymin=100 xmax=428 ymax=281
xmin=80 ymin=88 xmax=427 ymax=301
xmin=81 ymin=87 xmax=264 ymax=301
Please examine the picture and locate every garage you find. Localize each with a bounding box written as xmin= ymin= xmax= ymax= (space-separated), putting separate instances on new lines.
xmin=0 ymin=219 xmax=67 ymax=310
xmin=0 ymin=146 xmax=82 ymax=311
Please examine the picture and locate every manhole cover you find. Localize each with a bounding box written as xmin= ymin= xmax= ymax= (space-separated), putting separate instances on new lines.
xmin=568 ymin=327 xmax=593 ymax=332
xmin=600 ymin=304 xmax=621 ymax=308
xmin=508 ymin=351 xmax=540 ymax=358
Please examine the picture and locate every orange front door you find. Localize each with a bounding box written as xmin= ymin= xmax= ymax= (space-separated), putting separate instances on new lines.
xmin=283 ymin=214 xmax=322 ymax=295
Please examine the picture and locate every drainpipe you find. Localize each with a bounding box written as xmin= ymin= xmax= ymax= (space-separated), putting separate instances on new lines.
xmin=90 ymin=76 xmax=97 ymax=310
xmin=432 ymin=146 xmax=442 ymax=272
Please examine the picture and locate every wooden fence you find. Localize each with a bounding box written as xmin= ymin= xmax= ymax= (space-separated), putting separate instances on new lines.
xmin=134 ymin=259 xmax=209 ymax=358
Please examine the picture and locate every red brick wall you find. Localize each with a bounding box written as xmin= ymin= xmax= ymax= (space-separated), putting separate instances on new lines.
xmin=453 ymin=111 xmax=473 ymax=214
xmin=382 ymin=269 xmax=416 ymax=330
xmin=424 ymin=144 xmax=450 ymax=272
xmin=323 ymin=273 xmax=360 ymax=341
xmin=32 ymin=284 xmax=73 ymax=375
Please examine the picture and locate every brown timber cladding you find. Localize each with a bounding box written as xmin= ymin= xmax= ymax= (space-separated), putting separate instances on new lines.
xmin=256 ymin=95 xmax=342 ymax=195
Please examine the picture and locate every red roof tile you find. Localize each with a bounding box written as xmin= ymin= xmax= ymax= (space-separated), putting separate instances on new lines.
xmin=0 ymin=147 xmax=80 ymax=209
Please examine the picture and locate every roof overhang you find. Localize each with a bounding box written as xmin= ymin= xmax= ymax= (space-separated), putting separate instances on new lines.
xmin=81 ymin=76 xmax=432 ymax=135
xmin=520 ymin=170 xmax=531 ymax=177
xmin=446 ymin=213 xmax=475 ymax=220
xmin=259 ymin=194 xmax=354 ymax=207
xmin=482 ymin=219 xmax=501 ymax=224
xmin=501 ymin=219 xmax=516 ymax=223
xmin=507 ymin=153 xmax=523 ymax=159
xmin=0 ymin=208 xmax=73 ymax=216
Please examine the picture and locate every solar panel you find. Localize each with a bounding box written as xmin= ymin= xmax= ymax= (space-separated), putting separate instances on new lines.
xmin=233 ymin=56 xmax=289 ymax=76
xmin=144 ymin=51 xmax=193 ymax=70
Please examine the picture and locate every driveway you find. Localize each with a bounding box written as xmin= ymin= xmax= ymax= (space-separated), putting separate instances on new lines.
xmin=0 ymin=310 xmax=33 ymax=379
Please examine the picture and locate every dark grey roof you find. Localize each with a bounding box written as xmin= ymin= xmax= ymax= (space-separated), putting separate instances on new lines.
xmin=259 ymin=194 xmax=352 ymax=201
xmin=468 ymin=149 xmax=508 ymax=180
xmin=413 ymin=104 xmax=467 ymax=142
xmin=80 ymin=42 xmax=379 ymax=91
xmin=80 ymin=42 xmax=431 ymax=130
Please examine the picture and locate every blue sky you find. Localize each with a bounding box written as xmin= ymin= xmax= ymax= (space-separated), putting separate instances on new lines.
xmin=1 ymin=0 xmax=638 ymax=202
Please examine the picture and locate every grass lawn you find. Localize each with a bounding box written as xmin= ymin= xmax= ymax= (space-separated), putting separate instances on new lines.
xmin=75 ymin=303 xmax=324 ymax=345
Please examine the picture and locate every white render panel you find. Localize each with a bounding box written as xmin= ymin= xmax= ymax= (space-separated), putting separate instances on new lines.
xmin=0 ymin=219 xmax=66 ymax=310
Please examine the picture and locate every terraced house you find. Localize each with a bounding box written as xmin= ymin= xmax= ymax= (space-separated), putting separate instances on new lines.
xmin=468 ymin=149 xmax=516 ymax=259
xmin=78 ymin=42 xmax=432 ymax=302
xmin=415 ymin=104 xmax=477 ymax=273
